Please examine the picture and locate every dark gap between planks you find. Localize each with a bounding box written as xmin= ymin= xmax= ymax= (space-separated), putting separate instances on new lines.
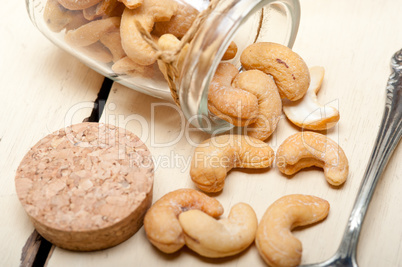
xmin=20 ymin=78 xmax=113 ymax=267
xmin=86 ymin=77 xmax=114 ymax=122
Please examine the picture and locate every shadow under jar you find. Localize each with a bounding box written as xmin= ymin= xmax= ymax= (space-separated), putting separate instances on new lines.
xmin=27 ymin=0 xmax=300 ymax=133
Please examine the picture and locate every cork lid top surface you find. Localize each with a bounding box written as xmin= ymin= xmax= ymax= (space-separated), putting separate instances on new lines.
xmin=15 ymin=123 xmax=154 ymax=232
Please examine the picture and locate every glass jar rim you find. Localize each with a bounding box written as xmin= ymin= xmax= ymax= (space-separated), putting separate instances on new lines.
xmin=178 ymin=0 xmax=300 ymax=134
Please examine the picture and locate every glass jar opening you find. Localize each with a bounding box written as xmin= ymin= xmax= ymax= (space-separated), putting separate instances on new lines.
xmin=178 ymin=0 xmax=300 ymax=134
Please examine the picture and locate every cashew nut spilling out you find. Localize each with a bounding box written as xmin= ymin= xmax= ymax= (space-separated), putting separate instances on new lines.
xmin=283 ymin=66 xmax=340 ymax=130
xmin=120 ymin=0 xmax=178 ymax=66
xmin=276 ymin=131 xmax=349 ymax=186
xmin=208 ymin=63 xmax=259 ymax=127
xmin=256 ymin=194 xmax=330 ymax=267
xmin=179 ymin=203 xmax=258 ymax=258
xmin=143 ymin=189 xmax=224 ymax=254
xmin=190 ymin=134 xmax=275 ymax=193
xmin=232 ymin=70 xmax=282 ymax=141
xmin=241 ymin=42 xmax=310 ymax=101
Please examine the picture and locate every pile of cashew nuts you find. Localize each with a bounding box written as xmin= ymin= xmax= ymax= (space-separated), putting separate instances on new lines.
xmin=148 ymin=26 xmax=347 ymax=267
xmin=146 ymin=132 xmax=346 ymax=266
xmin=144 ymin=189 xmax=331 ymax=267
xmin=44 ymin=1 xmax=348 ymax=266
xmin=208 ymin=42 xmax=340 ymax=139
xmin=145 ymin=38 xmax=347 ymax=265
xmin=181 ymin=38 xmax=348 ymax=266
xmin=159 ymin=132 xmax=347 ymax=266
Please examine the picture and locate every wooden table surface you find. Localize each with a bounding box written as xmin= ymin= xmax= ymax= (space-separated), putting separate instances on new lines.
xmin=1 ymin=0 xmax=402 ymax=266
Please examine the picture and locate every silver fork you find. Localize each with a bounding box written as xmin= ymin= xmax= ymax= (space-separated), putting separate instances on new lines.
xmin=303 ymin=49 xmax=402 ymax=267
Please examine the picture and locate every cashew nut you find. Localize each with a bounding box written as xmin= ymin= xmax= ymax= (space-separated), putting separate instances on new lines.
xmin=156 ymin=34 xmax=189 ymax=82
xmin=190 ymin=134 xmax=275 ymax=193
xmin=57 ymin=0 xmax=102 ymax=10
xmin=232 ymin=70 xmax=282 ymax=141
xmin=241 ymin=42 xmax=310 ymax=101
xmin=65 ymin=12 xmax=90 ymax=32
xmin=276 ymin=131 xmax=349 ymax=186
xmin=65 ymin=17 xmax=120 ymax=47
xmin=83 ymin=6 xmax=101 ymax=21
xmin=222 ymin=41 xmax=238 ymax=61
xmin=179 ymin=203 xmax=258 ymax=258
xmin=100 ymin=29 xmax=126 ymax=62
xmin=83 ymin=0 xmax=120 ymax=21
xmin=283 ymin=66 xmax=340 ymax=130
xmin=153 ymin=1 xmax=199 ymax=39
xmin=112 ymin=56 xmax=153 ymax=76
xmin=208 ymin=63 xmax=259 ymax=127
xmin=81 ymin=42 xmax=114 ymax=63
xmin=143 ymin=188 xmax=224 ymax=254
xmin=157 ymin=35 xmax=236 ymax=84
xmin=118 ymin=0 xmax=143 ymax=9
xmin=44 ymin=0 xmax=76 ymax=32
xmin=256 ymin=194 xmax=330 ymax=267
xmin=120 ymin=0 xmax=178 ymax=66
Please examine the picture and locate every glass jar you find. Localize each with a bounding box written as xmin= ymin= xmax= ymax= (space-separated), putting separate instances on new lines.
xmin=26 ymin=0 xmax=300 ymax=133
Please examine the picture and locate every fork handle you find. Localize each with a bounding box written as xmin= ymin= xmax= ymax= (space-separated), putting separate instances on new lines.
xmin=336 ymin=65 xmax=402 ymax=262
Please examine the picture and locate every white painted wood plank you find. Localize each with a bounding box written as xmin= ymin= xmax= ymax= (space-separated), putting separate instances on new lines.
xmin=48 ymin=0 xmax=402 ymax=266
xmin=0 ymin=1 xmax=104 ymax=265
xmin=292 ymin=1 xmax=402 ymax=265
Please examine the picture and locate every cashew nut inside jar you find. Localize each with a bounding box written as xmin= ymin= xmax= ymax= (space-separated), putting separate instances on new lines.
xmin=27 ymin=0 xmax=301 ymax=133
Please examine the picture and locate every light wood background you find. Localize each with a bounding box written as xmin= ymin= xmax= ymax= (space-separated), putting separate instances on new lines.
xmin=1 ymin=0 xmax=401 ymax=266
xmin=0 ymin=0 xmax=104 ymax=265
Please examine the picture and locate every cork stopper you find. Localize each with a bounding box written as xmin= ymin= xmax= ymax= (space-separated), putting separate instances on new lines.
xmin=15 ymin=123 xmax=154 ymax=251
